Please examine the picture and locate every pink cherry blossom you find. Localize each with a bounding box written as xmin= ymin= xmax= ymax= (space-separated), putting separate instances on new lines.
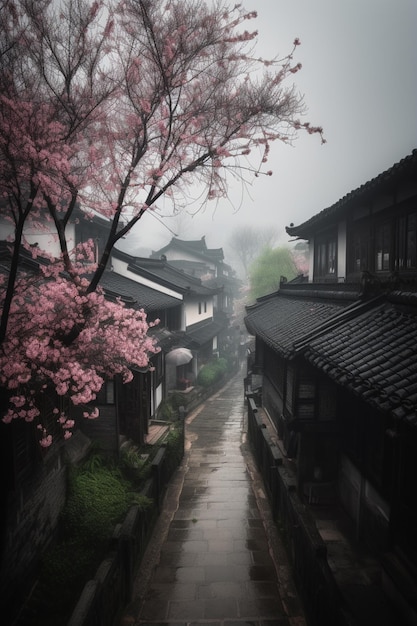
xmin=0 ymin=0 xmax=324 ymax=447
xmin=0 ymin=253 xmax=159 ymax=443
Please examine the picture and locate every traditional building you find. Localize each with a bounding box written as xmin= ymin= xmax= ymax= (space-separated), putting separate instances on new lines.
xmin=244 ymin=149 xmax=417 ymax=624
xmin=112 ymin=247 xmax=229 ymax=371
xmin=151 ymin=236 xmax=240 ymax=319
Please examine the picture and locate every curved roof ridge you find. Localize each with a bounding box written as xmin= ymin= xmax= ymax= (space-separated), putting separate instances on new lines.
xmin=286 ymin=149 xmax=417 ymax=238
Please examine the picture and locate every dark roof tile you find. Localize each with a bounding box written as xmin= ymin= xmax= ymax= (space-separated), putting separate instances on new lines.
xmin=185 ymin=318 xmax=225 ymax=347
xmin=100 ymin=270 xmax=181 ymax=312
xmin=151 ymin=236 xmax=224 ymax=263
xmin=305 ymin=300 xmax=417 ymax=423
xmin=244 ymin=291 xmax=353 ymax=358
xmin=112 ymin=248 xmax=219 ymax=296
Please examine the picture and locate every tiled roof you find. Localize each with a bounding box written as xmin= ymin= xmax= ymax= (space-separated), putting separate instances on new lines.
xmin=112 ymin=248 xmax=218 ymax=296
xmin=129 ymin=259 xmax=214 ymax=297
xmin=100 ymin=270 xmax=181 ymax=312
xmin=305 ymin=292 xmax=417 ymax=424
xmin=150 ymin=327 xmax=178 ymax=351
xmin=286 ymin=149 xmax=417 ymax=239
xmin=185 ymin=318 xmax=225 ymax=347
xmin=151 ymin=236 xmax=224 ymax=263
xmin=167 ymin=259 xmax=207 ymax=272
xmin=244 ymin=290 xmax=356 ymax=358
xmin=128 ymin=260 xmax=217 ymax=296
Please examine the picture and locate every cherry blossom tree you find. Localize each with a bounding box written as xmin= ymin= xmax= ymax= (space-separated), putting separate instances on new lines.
xmin=0 ymin=244 xmax=159 ymax=446
xmin=0 ymin=0 xmax=324 ymax=443
xmin=291 ymin=241 xmax=310 ymax=276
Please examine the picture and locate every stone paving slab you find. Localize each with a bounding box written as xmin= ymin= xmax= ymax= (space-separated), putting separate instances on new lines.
xmin=120 ymin=373 xmax=306 ymax=626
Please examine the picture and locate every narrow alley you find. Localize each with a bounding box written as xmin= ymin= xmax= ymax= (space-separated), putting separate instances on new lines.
xmin=120 ymin=373 xmax=306 ymax=626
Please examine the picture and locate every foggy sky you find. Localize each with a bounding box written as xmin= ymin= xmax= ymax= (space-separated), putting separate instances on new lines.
xmin=121 ymin=0 xmax=417 ymax=255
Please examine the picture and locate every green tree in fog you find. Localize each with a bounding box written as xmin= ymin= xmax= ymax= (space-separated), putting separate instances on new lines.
xmin=249 ymin=246 xmax=297 ymax=301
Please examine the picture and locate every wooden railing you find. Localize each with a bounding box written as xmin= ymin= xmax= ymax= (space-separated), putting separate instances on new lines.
xmin=246 ymin=391 xmax=356 ymax=626
xmin=67 ymin=491 xmax=157 ymax=626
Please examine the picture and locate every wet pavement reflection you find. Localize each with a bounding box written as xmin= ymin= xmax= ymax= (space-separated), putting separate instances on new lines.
xmin=121 ymin=373 xmax=306 ymax=625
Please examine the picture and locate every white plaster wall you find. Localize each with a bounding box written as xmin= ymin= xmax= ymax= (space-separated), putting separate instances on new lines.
xmin=155 ymin=382 xmax=163 ymax=413
xmin=0 ymin=216 xmax=75 ymax=258
xmin=111 ymin=256 xmax=131 ymax=277
xmin=185 ymin=297 xmax=213 ymax=327
xmin=111 ymin=257 xmax=183 ymax=300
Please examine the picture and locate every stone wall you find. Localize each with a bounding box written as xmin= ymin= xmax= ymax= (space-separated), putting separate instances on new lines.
xmin=1 ymin=446 xmax=67 ymax=620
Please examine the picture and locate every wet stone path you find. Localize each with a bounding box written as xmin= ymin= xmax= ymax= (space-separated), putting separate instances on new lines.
xmin=121 ymin=373 xmax=306 ymax=626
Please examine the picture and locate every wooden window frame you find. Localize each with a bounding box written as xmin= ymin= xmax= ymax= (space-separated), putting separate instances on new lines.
xmin=375 ymin=219 xmax=393 ymax=272
xmin=314 ymin=229 xmax=337 ymax=281
xmin=397 ymin=209 xmax=417 ymax=271
xmin=348 ymin=220 xmax=371 ymax=275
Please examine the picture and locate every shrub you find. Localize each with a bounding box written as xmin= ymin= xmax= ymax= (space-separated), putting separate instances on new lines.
xmin=64 ymin=466 xmax=130 ymax=543
xmin=165 ymin=424 xmax=184 ymax=470
xmin=197 ymin=357 xmax=228 ymax=387
xmin=24 ymin=444 xmax=162 ymax=625
xmin=157 ymin=399 xmax=175 ymax=420
xmin=40 ymin=537 xmax=97 ymax=597
xmin=216 ymin=357 xmax=228 ymax=374
xmin=169 ymin=391 xmax=188 ymax=413
xmin=120 ymin=447 xmax=150 ymax=485
xmin=35 ymin=462 xmax=134 ymax=625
